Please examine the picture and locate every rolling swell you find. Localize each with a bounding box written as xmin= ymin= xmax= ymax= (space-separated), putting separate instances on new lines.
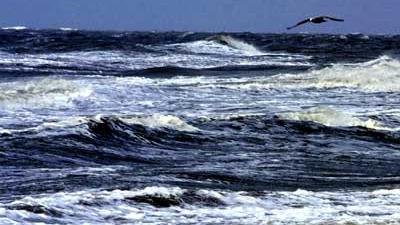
xmin=2 ymin=114 xmax=400 ymax=192
xmin=2 ymin=30 xmax=400 ymax=224
xmin=2 ymin=31 xmax=399 ymax=78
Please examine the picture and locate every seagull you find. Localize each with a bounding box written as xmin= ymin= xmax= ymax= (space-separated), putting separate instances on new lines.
xmin=286 ymin=16 xmax=344 ymax=30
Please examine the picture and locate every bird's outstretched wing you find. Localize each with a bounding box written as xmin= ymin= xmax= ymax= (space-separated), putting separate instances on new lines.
xmin=286 ymin=19 xmax=310 ymax=30
xmin=324 ymin=16 xmax=344 ymax=22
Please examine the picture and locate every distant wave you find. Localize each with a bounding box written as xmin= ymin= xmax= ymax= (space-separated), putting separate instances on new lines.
xmin=59 ymin=27 xmax=78 ymax=31
xmin=205 ymin=35 xmax=264 ymax=56
xmin=0 ymin=77 xmax=92 ymax=109
xmin=1 ymin=26 xmax=28 ymax=30
xmin=120 ymin=114 xmax=199 ymax=132
xmin=209 ymin=55 xmax=400 ymax=93
xmin=0 ymin=48 xmax=312 ymax=76
xmin=301 ymin=55 xmax=400 ymax=92
xmin=278 ymin=106 xmax=397 ymax=131
xmin=165 ymin=35 xmax=302 ymax=58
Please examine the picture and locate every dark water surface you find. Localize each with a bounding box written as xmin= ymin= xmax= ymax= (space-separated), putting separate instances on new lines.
xmin=1 ymin=28 xmax=400 ymax=224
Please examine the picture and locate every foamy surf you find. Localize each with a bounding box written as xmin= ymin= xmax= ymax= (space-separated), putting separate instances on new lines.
xmin=1 ymin=31 xmax=400 ymax=225
xmin=0 ymin=48 xmax=311 ymax=72
xmin=211 ymin=55 xmax=400 ymax=93
xmin=173 ymin=35 xmax=265 ymax=56
xmin=120 ymin=114 xmax=200 ymax=132
xmin=59 ymin=27 xmax=78 ymax=31
xmin=2 ymin=186 xmax=400 ymax=225
xmin=306 ymin=55 xmax=400 ymax=92
xmin=0 ymin=114 xmax=199 ymax=137
xmin=278 ymin=106 xmax=396 ymax=131
xmin=1 ymin=26 xmax=27 ymax=30
xmin=0 ymin=78 xmax=92 ymax=109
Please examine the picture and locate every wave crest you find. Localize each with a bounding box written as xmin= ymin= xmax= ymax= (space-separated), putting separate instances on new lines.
xmin=307 ymin=55 xmax=400 ymax=92
xmin=0 ymin=78 xmax=92 ymax=109
xmin=120 ymin=114 xmax=199 ymax=132
xmin=218 ymin=55 xmax=400 ymax=93
xmin=1 ymin=26 xmax=27 ymax=30
xmin=278 ymin=106 xmax=393 ymax=131
xmin=204 ymin=35 xmax=264 ymax=56
xmin=4 ymin=186 xmax=400 ymax=224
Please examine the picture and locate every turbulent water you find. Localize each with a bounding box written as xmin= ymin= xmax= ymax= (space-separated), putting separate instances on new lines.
xmin=1 ymin=28 xmax=400 ymax=225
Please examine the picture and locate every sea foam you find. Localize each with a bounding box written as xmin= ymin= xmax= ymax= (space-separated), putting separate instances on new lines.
xmin=278 ymin=106 xmax=394 ymax=131
xmin=0 ymin=78 xmax=92 ymax=109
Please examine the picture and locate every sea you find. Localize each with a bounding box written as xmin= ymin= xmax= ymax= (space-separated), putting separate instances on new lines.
xmin=1 ymin=27 xmax=400 ymax=225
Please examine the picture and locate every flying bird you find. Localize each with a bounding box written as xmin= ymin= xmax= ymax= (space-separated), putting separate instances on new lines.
xmin=287 ymin=16 xmax=344 ymax=30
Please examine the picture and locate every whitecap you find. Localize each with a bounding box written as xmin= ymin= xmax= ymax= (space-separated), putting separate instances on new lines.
xmin=59 ymin=27 xmax=78 ymax=31
xmin=120 ymin=114 xmax=200 ymax=132
xmin=2 ymin=26 xmax=27 ymax=30
xmin=218 ymin=55 xmax=400 ymax=93
xmin=278 ymin=106 xmax=395 ymax=131
xmin=4 ymin=186 xmax=400 ymax=225
xmin=0 ymin=78 xmax=92 ymax=109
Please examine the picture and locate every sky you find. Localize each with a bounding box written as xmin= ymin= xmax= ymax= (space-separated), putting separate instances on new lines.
xmin=0 ymin=0 xmax=398 ymax=34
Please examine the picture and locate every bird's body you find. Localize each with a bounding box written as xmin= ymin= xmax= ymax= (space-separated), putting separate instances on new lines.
xmin=309 ymin=17 xmax=327 ymax=23
xmin=287 ymin=16 xmax=344 ymax=30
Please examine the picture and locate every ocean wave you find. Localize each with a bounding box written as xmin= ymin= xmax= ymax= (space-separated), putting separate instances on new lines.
xmin=3 ymin=186 xmax=400 ymax=224
xmin=278 ymin=106 xmax=396 ymax=131
xmin=207 ymin=35 xmax=264 ymax=55
xmin=59 ymin=27 xmax=78 ymax=31
xmin=167 ymin=35 xmax=265 ymax=56
xmin=211 ymin=55 xmax=400 ymax=92
xmin=2 ymin=113 xmax=400 ymax=187
xmin=0 ymin=33 xmax=314 ymax=74
xmin=1 ymin=26 xmax=28 ymax=30
xmin=0 ymin=77 xmax=92 ymax=109
xmin=0 ymin=114 xmax=205 ymax=167
xmin=0 ymin=49 xmax=311 ymax=75
xmin=304 ymin=55 xmax=400 ymax=92
xmin=0 ymin=114 xmax=199 ymax=138
xmin=161 ymin=34 xmax=311 ymax=60
xmin=120 ymin=114 xmax=199 ymax=132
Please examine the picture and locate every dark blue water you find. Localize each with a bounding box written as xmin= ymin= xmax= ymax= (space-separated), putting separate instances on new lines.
xmin=1 ymin=28 xmax=400 ymax=224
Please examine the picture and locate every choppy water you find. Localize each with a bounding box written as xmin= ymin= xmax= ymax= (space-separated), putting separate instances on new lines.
xmin=1 ymin=27 xmax=400 ymax=224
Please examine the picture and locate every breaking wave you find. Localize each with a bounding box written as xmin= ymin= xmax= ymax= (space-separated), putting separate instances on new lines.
xmin=207 ymin=35 xmax=263 ymax=55
xmin=2 ymin=186 xmax=400 ymax=225
xmin=278 ymin=106 xmax=395 ymax=131
xmin=172 ymin=35 xmax=265 ymax=56
xmin=213 ymin=55 xmax=400 ymax=93
xmin=0 ymin=48 xmax=311 ymax=75
xmin=2 ymin=31 xmax=400 ymax=225
xmin=59 ymin=27 xmax=78 ymax=31
xmin=305 ymin=55 xmax=400 ymax=92
xmin=0 ymin=78 xmax=92 ymax=109
xmin=0 ymin=114 xmax=199 ymax=137
xmin=120 ymin=114 xmax=199 ymax=132
xmin=1 ymin=26 xmax=28 ymax=30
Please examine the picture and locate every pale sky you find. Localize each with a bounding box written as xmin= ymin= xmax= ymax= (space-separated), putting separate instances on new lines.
xmin=0 ymin=0 xmax=398 ymax=33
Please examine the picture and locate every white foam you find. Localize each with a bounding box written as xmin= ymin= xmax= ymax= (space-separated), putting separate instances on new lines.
xmin=215 ymin=35 xmax=264 ymax=56
xmin=169 ymin=35 xmax=264 ymax=57
xmin=0 ymin=49 xmax=310 ymax=72
xmin=1 ymin=26 xmax=27 ymax=30
xmin=120 ymin=114 xmax=199 ymax=132
xmin=0 ymin=35 xmax=313 ymax=73
xmin=0 ymin=113 xmax=198 ymax=136
xmin=0 ymin=127 xmax=11 ymax=135
xmin=3 ymin=186 xmax=400 ymax=225
xmin=59 ymin=27 xmax=78 ymax=31
xmin=212 ymin=55 xmax=400 ymax=93
xmin=0 ymin=78 xmax=92 ymax=109
xmin=305 ymin=55 xmax=400 ymax=92
xmin=278 ymin=106 xmax=394 ymax=131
